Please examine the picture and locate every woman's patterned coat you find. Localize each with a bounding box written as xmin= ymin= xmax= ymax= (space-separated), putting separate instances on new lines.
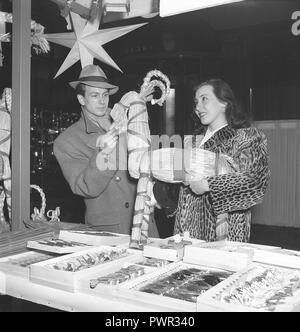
xmin=174 ymin=125 xmax=270 ymax=242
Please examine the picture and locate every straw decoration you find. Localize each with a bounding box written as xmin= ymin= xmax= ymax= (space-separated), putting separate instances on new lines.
xmin=0 ymin=11 xmax=50 ymax=55
xmin=30 ymin=185 xmax=47 ymax=222
xmin=0 ymin=88 xmax=11 ymax=233
xmin=110 ymin=70 xmax=170 ymax=249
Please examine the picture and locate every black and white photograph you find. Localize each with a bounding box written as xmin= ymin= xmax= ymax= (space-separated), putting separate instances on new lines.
xmin=0 ymin=0 xmax=300 ymax=314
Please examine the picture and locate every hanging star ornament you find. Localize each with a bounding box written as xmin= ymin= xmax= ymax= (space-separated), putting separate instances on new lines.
xmin=45 ymin=11 xmax=147 ymax=78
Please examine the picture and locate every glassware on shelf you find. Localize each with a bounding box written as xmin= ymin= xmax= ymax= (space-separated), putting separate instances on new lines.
xmin=30 ymin=107 xmax=80 ymax=174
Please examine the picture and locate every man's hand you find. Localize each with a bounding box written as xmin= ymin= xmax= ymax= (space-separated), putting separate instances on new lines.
xmin=139 ymin=84 xmax=154 ymax=102
xmin=96 ymin=124 xmax=119 ymax=155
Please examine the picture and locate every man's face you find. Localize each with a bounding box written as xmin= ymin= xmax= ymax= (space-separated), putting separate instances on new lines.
xmin=78 ymin=85 xmax=109 ymax=120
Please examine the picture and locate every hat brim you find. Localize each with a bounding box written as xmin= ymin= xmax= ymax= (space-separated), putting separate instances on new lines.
xmin=69 ymin=80 xmax=119 ymax=95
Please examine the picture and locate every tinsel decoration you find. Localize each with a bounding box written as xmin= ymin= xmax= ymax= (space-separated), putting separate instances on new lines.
xmin=60 ymin=0 xmax=75 ymax=18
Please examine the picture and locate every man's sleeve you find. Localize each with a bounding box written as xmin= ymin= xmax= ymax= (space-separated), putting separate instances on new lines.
xmin=53 ymin=138 xmax=117 ymax=198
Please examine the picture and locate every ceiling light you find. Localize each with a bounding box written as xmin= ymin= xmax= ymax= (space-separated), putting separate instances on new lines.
xmin=159 ymin=0 xmax=245 ymax=17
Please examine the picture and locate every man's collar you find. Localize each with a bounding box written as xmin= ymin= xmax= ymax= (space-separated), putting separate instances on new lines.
xmin=81 ymin=109 xmax=111 ymax=134
xmin=82 ymin=112 xmax=100 ymax=134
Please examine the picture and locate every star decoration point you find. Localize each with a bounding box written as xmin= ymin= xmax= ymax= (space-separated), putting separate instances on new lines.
xmin=45 ymin=12 xmax=147 ymax=78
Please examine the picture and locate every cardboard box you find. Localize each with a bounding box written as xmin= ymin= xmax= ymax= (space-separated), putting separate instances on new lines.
xmin=30 ymin=246 xmax=142 ymax=292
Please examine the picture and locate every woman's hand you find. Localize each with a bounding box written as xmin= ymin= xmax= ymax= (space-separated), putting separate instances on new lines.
xmin=187 ymin=177 xmax=210 ymax=195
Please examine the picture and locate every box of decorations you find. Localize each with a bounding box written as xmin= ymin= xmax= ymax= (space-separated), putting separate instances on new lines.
xmin=29 ymin=246 xmax=143 ymax=292
xmin=182 ymin=240 xmax=280 ymax=272
xmin=197 ymin=263 xmax=300 ymax=312
xmin=58 ymin=230 xmax=130 ymax=247
xmin=116 ymin=261 xmax=234 ymax=312
xmin=143 ymin=232 xmax=204 ymax=262
xmin=0 ymin=251 xmax=57 ymax=278
xmin=77 ymin=256 xmax=172 ymax=299
xmin=27 ymin=237 xmax=94 ymax=254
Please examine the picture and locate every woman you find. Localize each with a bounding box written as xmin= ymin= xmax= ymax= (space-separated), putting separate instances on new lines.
xmin=153 ymin=78 xmax=270 ymax=242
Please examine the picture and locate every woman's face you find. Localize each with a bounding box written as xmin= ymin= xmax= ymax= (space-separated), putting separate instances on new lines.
xmin=194 ymin=85 xmax=227 ymax=131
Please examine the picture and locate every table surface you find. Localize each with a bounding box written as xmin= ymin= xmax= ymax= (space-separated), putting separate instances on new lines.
xmin=3 ymin=270 xmax=181 ymax=312
xmin=1 ymin=236 xmax=300 ymax=312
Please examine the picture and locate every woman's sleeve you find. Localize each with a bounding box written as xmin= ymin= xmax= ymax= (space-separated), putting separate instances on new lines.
xmin=207 ymin=128 xmax=270 ymax=215
xmin=53 ymin=138 xmax=117 ymax=198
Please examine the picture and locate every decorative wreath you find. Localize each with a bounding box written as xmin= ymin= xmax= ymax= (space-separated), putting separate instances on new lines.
xmin=140 ymin=69 xmax=171 ymax=106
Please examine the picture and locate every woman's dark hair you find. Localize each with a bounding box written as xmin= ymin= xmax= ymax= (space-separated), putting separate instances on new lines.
xmin=75 ymin=83 xmax=86 ymax=97
xmin=192 ymin=78 xmax=251 ymax=134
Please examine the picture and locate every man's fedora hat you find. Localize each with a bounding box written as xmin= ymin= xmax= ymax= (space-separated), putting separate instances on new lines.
xmin=69 ymin=64 xmax=119 ymax=95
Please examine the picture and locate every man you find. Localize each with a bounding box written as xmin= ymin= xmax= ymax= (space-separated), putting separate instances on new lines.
xmin=53 ymin=64 xmax=137 ymax=234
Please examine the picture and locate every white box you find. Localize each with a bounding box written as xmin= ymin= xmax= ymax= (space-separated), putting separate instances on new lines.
xmin=253 ymin=249 xmax=300 ymax=269
xmin=0 ymin=251 xmax=56 ymax=278
xmin=198 ymin=263 xmax=300 ymax=312
xmin=27 ymin=237 xmax=93 ymax=254
xmin=143 ymin=236 xmax=204 ymax=262
xmin=30 ymin=246 xmax=142 ymax=292
xmin=198 ymin=241 xmax=300 ymax=270
xmin=59 ymin=230 xmax=130 ymax=247
xmin=183 ymin=243 xmax=253 ymax=272
xmin=117 ymin=261 xmax=233 ymax=312
xmin=77 ymin=258 xmax=157 ymax=298
xmin=193 ymin=240 xmax=280 ymax=251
